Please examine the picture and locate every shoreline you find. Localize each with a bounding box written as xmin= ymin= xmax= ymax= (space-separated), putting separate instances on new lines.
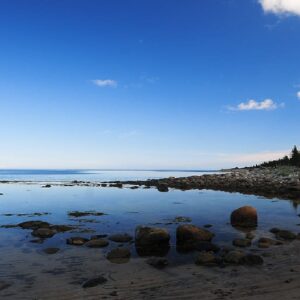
xmin=2 ymin=166 xmax=299 ymax=201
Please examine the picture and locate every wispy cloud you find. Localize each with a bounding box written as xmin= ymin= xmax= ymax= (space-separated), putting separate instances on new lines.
xmin=228 ymin=98 xmax=283 ymax=111
xmin=118 ymin=130 xmax=139 ymax=139
xmin=91 ymin=79 xmax=117 ymax=87
xmin=259 ymin=0 xmax=300 ymax=17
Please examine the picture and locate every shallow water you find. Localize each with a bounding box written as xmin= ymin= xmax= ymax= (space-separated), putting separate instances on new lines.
xmin=0 ymin=182 xmax=300 ymax=298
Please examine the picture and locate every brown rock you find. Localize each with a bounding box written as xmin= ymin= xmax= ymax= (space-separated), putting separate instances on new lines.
xmin=230 ymin=206 xmax=257 ymax=228
xmin=85 ymin=239 xmax=109 ymax=248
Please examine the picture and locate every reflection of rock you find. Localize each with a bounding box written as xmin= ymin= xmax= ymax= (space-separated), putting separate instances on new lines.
xmin=32 ymin=228 xmax=56 ymax=238
xmin=43 ymin=247 xmax=60 ymax=254
xmin=176 ymin=224 xmax=214 ymax=251
xmin=85 ymin=239 xmax=109 ymax=248
xmin=82 ymin=276 xmax=107 ymax=288
xmin=67 ymin=237 xmax=89 ymax=246
xmin=177 ymin=241 xmax=219 ymax=253
xmin=146 ymin=257 xmax=168 ymax=269
xmin=195 ymin=252 xmax=218 ymax=266
xmin=157 ymin=184 xmax=169 ymax=192
xmin=230 ymin=206 xmax=257 ymax=228
xmin=232 ymin=238 xmax=251 ymax=248
xmin=109 ymin=233 xmax=133 ymax=243
xmin=107 ymin=248 xmax=131 ymax=264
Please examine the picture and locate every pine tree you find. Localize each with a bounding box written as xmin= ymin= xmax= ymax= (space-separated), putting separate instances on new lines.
xmin=290 ymin=146 xmax=300 ymax=167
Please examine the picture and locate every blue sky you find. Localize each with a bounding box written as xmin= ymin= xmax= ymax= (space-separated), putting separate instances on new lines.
xmin=0 ymin=0 xmax=300 ymax=169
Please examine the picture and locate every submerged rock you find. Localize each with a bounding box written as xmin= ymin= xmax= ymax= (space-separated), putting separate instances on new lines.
xmin=85 ymin=239 xmax=109 ymax=248
xmin=43 ymin=247 xmax=60 ymax=254
xmin=107 ymin=248 xmax=131 ymax=264
xmin=257 ymin=237 xmax=282 ymax=248
xmin=230 ymin=206 xmax=257 ymax=228
xmin=19 ymin=220 xmax=50 ymax=230
xmin=67 ymin=237 xmax=89 ymax=246
xmin=232 ymin=238 xmax=251 ymax=248
xmin=82 ymin=276 xmax=107 ymax=288
xmin=108 ymin=233 xmax=133 ymax=243
xmin=195 ymin=252 xmax=218 ymax=266
xmin=146 ymin=257 xmax=168 ymax=269
xmin=172 ymin=216 xmax=192 ymax=223
xmin=68 ymin=211 xmax=105 ymax=217
xmin=240 ymin=254 xmax=264 ymax=266
xmin=32 ymin=228 xmax=56 ymax=238
xmin=275 ymin=230 xmax=296 ymax=240
xmin=224 ymin=250 xmax=246 ymax=264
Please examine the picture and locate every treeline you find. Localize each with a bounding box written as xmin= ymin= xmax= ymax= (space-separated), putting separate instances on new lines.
xmin=254 ymin=146 xmax=300 ymax=168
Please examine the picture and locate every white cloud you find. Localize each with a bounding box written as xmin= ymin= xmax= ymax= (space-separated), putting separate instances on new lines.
xmin=91 ymin=79 xmax=117 ymax=87
xmin=259 ymin=0 xmax=300 ymax=16
xmin=297 ymin=91 xmax=300 ymax=100
xmin=229 ymin=99 xmax=282 ymax=111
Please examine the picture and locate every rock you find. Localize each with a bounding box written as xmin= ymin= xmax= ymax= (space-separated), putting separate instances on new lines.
xmin=82 ymin=276 xmax=107 ymax=288
xmin=108 ymin=233 xmax=133 ymax=243
xmin=275 ymin=230 xmax=296 ymax=240
xmin=50 ymin=225 xmax=74 ymax=232
xmin=43 ymin=247 xmax=60 ymax=254
xmin=157 ymin=184 xmax=169 ymax=192
xmin=67 ymin=237 xmax=89 ymax=246
xmin=257 ymin=237 xmax=282 ymax=248
xmin=42 ymin=184 xmax=51 ymax=188
xmin=0 ymin=193 xmax=3 ymax=196
xmin=0 ymin=280 xmax=11 ymax=291
xmin=172 ymin=216 xmax=192 ymax=223
xmin=204 ymin=224 xmax=213 ymax=228
xmin=130 ymin=186 xmax=139 ymax=189
xmin=91 ymin=234 xmax=108 ymax=239
xmin=19 ymin=220 xmax=50 ymax=230
xmin=135 ymin=226 xmax=170 ymax=256
xmin=240 ymin=254 xmax=264 ymax=265
xmin=224 ymin=250 xmax=246 ymax=264
xmin=68 ymin=211 xmax=105 ymax=217
xmin=245 ymin=232 xmax=255 ymax=240
xmin=146 ymin=257 xmax=168 ymax=269
xmin=107 ymin=248 xmax=131 ymax=264
xmin=195 ymin=252 xmax=217 ymax=266
xmin=30 ymin=238 xmax=43 ymax=244
xmin=31 ymin=228 xmax=56 ymax=238
xmin=270 ymin=227 xmax=280 ymax=234
xmin=230 ymin=206 xmax=257 ymax=228
xmin=176 ymin=224 xmax=214 ymax=246
xmin=232 ymin=238 xmax=251 ymax=248
xmin=135 ymin=226 xmax=170 ymax=246
xmin=85 ymin=239 xmax=109 ymax=248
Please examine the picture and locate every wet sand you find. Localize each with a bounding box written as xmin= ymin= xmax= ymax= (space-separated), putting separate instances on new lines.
xmin=0 ymin=239 xmax=300 ymax=299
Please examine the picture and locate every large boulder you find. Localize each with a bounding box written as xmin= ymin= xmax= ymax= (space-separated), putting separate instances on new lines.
xmin=176 ymin=224 xmax=214 ymax=246
xmin=135 ymin=226 xmax=170 ymax=256
xmin=135 ymin=226 xmax=170 ymax=246
xmin=230 ymin=206 xmax=257 ymax=228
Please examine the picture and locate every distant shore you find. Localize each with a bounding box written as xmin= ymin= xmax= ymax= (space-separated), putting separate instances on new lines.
xmin=1 ymin=166 xmax=299 ymax=201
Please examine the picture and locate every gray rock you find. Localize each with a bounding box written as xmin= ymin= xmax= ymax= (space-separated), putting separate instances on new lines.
xmin=107 ymin=248 xmax=131 ymax=264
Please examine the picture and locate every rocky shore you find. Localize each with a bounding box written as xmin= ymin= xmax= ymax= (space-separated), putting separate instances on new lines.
xmin=111 ymin=166 xmax=300 ymax=201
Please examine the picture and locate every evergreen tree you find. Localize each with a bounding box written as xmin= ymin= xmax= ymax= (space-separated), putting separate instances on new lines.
xmin=290 ymin=146 xmax=300 ymax=167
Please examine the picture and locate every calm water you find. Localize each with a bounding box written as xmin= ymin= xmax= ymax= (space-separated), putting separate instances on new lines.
xmin=0 ymin=171 xmax=300 ymax=297
xmin=0 ymin=169 xmax=216 ymax=182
